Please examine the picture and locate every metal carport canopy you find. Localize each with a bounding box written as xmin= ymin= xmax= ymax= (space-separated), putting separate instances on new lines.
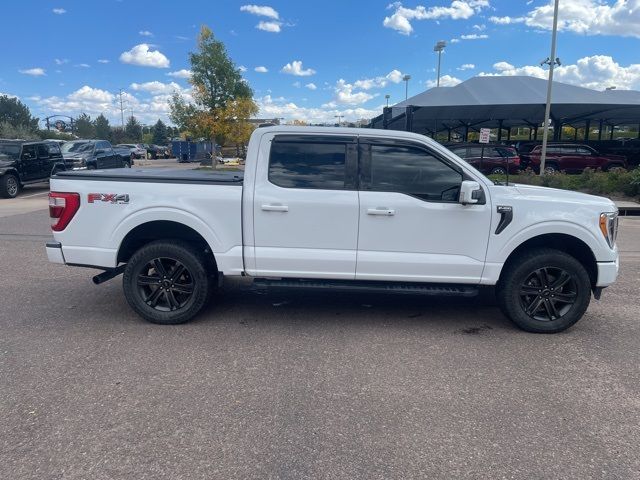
xmin=374 ymin=76 xmax=640 ymax=132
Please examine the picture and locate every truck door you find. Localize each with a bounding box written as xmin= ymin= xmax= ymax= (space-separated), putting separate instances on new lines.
xmin=36 ymin=144 xmax=53 ymax=179
xmin=356 ymin=139 xmax=492 ymax=283
xmin=251 ymin=134 xmax=359 ymax=279
xmin=20 ymin=144 xmax=39 ymax=181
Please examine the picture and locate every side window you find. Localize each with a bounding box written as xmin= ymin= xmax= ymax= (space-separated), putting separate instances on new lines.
xmin=48 ymin=143 xmax=61 ymax=156
xmin=98 ymin=141 xmax=110 ymax=150
xmin=576 ymin=147 xmax=592 ymax=155
xmin=467 ymin=147 xmax=483 ymax=157
xmin=369 ymin=144 xmax=462 ymax=202
xmin=450 ymin=147 xmax=467 ymax=158
xmin=269 ymin=141 xmax=347 ymax=190
xmin=561 ymin=146 xmax=577 ymax=154
xmin=37 ymin=144 xmax=50 ymax=159
xmin=21 ymin=145 xmax=37 ymax=160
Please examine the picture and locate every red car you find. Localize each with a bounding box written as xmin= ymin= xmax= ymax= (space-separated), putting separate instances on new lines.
xmin=523 ymin=144 xmax=627 ymax=173
xmin=449 ymin=144 xmax=520 ymax=175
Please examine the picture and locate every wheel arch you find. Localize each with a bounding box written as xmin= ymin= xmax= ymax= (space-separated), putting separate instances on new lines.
xmin=499 ymin=233 xmax=598 ymax=287
xmin=116 ymin=220 xmax=218 ymax=273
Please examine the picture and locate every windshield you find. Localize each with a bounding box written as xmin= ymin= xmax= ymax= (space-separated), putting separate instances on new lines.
xmin=0 ymin=144 xmax=20 ymax=160
xmin=61 ymin=141 xmax=93 ymax=154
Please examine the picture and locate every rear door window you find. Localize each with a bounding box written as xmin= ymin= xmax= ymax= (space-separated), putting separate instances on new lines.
xmin=269 ymin=140 xmax=348 ymax=190
xmin=37 ymin=144 xmax=50 ymax=159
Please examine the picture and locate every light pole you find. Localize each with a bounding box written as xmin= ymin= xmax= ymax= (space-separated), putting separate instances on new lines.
xmin=334 ymin=114 xmax=344 ymax=126
xmin=385 ymin=94 xmax=390 ymax=108
xmin=539 ymin=0 xmax=560 ymax=176
xmin=433 ymin=40 xmax=446 ymax=87
xmin=403 ymin=74 xmax=411 ymax=100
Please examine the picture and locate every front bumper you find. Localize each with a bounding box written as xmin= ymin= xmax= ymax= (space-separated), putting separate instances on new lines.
xmin=46 ymin=241 xmax=65 ymax=264
xmin=596 ymin=257 xmax=619 ymax=287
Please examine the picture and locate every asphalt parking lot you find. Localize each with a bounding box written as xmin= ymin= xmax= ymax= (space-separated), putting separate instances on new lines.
xmin=1 ymin=175 xmax=640 ymax=479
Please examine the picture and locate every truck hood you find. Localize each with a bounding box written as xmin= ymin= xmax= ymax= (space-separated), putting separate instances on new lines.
xmin=0 ymin=158 xmax=16 ymax=169
xmin=511 ymin=183 xmax=617 ymax=211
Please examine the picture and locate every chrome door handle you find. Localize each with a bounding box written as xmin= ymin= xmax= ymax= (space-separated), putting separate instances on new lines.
xmin=367 ymin=208 xmax=395 ymax=216
xmin=261 ymin=204 xmax=289 ymax=212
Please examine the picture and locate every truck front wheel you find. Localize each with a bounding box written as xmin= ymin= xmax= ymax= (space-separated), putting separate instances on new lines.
xmin=497 ymin=248 xmax=592 ymax=333
xmin=122 ymin=240 xmax=212 ymax=324
xmin=0 ymin=174 xmax=20 ymax=198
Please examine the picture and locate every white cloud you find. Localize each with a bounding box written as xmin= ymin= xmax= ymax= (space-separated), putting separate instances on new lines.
xmin=293 ymin=81 xmax=301 ymax=88
xmin=457 ymin=63 xmax=475 ymax=70
xmin=281 ymin=60 xmax=316 ymax=76
xmin=426 ymin=74 xmax=462 ymax=88
xmin=75 ymin=63 xmax=91 ymax=68
xmin=459 ymin=33 xmax=488 ymax=40
xmin=98 ymin=59 xmax=110 ymax=64
xmin=139 ymin=30 xmax=154 ymax=37
xmin=489 ymin=15 xmax=525 ymax=25
xmin=254 ymin=66 xmax=268 ymax=73
xmin=490 ymin=0 xmax=640 ymax=38
xmin=19 ymin=68 xmax=45 ymax=76
xmin=68 ymin=85 xmax=114 ymax=104
xmin=256 ymin=20 xmax=282 ymax=32
xmin=238 ymin=65 xmax=248 ymax=73
xmin=480 ymin=55 xmax=640 ymax=91
xmin=240 ymin=4 xmax=279 ymax=19
xmin=473 ymin=23 xmax=486 ymax=30
xmin=52 ymin=8 xmax=66 ymax=14
xmin=352 ymin=69 xmax=406 ymax=90
xmin=386 ymin=69 xmax=405 ymax=84
xmin=54 ymin=58 xmax=68 ymax=65
xmin=167 ymin=69 xmax=192 ymax=78
xmin=383 ymin=1 xmax=490 ymax=35
xmin=324 ymin=79 xmax=378 ymax=107
xmin=119 ymin=44 xmax=170 ymax=68
xmin=257 ymin=94 xmax=380 ymax=124
xmin=305 ymin=83 xmax=317 ymax=90
xmin=130 ymin=81 xmax=184 ymax=95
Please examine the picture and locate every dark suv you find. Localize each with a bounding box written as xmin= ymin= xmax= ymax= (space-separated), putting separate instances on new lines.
xmin=448 ymin=143 xmax=521 ymax=175
xmin=521 ymin=144 xmax=627 ymax=173
xmin=0 ymin=140 xmax=66 ymax=198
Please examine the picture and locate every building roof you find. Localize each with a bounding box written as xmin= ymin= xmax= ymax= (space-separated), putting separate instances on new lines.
xmin=372 ymin=76 xmax=640 ymax=133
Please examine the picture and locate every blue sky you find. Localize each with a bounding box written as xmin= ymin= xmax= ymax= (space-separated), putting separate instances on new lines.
xmin=1 ymin=0 xmax=639 ymax=126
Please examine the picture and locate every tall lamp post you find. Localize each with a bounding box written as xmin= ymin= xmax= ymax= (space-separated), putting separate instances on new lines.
xmin=539 ymin=0 xmax=560 ymax=176
xmin=403 ymin=74 xmax=411 ymax=100
xmin=335 ymin=114 xmax=344 ymax=126
xmin=385 ymin=94 xmax=390 ymax=107
xmin=433 ymin=40 xmax=446 ymax=87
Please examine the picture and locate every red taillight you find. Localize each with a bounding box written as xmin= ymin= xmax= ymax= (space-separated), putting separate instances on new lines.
xmin=512 ymin=156 xmax=520 ymax=166
xmin=49 ymin=192 xmax=80 ymax=231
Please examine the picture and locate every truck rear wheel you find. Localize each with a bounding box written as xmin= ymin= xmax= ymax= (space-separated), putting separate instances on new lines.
xmin=122 ymin=240 xmax=211 ymax=324
xmin=497 ymin=248 xmax=591 ymax=333
xmin=0 ymin=174 xmax=20 ymax=198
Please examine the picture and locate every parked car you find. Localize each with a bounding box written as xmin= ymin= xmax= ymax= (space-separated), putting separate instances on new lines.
xmin=143 ymin=144 xmax=167 ymax=159
xmin=0 ymin=140 xmax=66 ymax=198
xmin=46 ymin=126 xmax=619 ymax=333
xmin=61 ymin=140 xmax=133 ymax=170
xmin=448 ymin=143 xmax=521 ymax=175
xmin=521 ymin=144 xmax=627 ymax=173
xmin=116 ymin=144 xmax=147 ymax=159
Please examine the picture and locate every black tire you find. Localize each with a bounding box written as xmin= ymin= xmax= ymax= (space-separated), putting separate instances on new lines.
xmin=497 ymin=248 xmax=592 ymax=333
xmin=543 ymin=163 xmax=559 ymax=174
xmin=122 ymin=241 xmax=212 ymax=324
xmin=87 ymin=164 xmax=96 ymax=170
xmin=490 ymin=166 xmax=507 ymax=175
xmin=0 ymin=174 xmax=20 ymax=198
xmin=122 ymin=161 xmax=131 ymax=168
xmin=605 ymin=163 xmax=626 ymax=173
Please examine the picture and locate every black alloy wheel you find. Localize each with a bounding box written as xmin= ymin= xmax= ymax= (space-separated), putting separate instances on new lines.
xmin=137 ymin=258 xmax=195 ymax=312
xmin=519 ymin=267 xmax=577 ymax=322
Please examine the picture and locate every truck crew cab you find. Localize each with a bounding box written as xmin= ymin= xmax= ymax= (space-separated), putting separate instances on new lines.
xmin=45 ymin=127 xmax=619 ymax=333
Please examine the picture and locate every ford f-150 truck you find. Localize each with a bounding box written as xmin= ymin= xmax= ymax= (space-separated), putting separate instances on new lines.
xmin=45 ymin=127 xmax=619 ymax=333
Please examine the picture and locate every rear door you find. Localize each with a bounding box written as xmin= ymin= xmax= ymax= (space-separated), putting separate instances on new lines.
xmin=251 ymin=134 xmax=360 ymax=279
xmin=20 ymin=144 xmax=39 ymax=181
xmin=356 ymin=139 xmax=492 ymax=283
xmin=36 ymin=144 xmax=52 ymax=179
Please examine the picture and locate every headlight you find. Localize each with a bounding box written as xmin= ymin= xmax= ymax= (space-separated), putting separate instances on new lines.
xmin=599 ymin=212 xmax=619 ymax=248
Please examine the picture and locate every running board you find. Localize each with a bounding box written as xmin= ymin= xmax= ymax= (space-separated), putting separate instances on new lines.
xmin=253 ymin=278 xmax=478 ymax=297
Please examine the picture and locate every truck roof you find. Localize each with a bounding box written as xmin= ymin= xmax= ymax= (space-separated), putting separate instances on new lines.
xmin=54 ymin=167 xmax=243 ymax=185
xmin=255 ymin=125 xmax=436 ymax=142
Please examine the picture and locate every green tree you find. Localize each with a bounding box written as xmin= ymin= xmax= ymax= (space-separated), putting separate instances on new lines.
xmin=151 ymin=119 xmax=168 ymax=145
xmin=75 ymin=113 xmax=95 ymax=138
xmin=190 ymin=26 xmax=252 ymax=112
xmin=0 ymin=121 xmax=39 ymax=140
xmin=125 ymin=115 xmax=142 ymax=142
xmin=0 ymin=95 xmax=39 ymax=131
xmin=94 ymin=114 xmax=111 ymax=140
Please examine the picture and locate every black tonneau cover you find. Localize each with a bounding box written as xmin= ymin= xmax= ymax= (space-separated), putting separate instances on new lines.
xmin=54 ymin=168 xmax=244 ymax=185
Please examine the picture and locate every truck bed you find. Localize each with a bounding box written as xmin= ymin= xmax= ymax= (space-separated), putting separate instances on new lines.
xmin=54 ymin=168 xmax=244 ymax=185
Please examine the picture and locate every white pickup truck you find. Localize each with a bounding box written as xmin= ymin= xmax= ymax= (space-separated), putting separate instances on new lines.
xmin=46 ymin=126 xmax=619 ymax=333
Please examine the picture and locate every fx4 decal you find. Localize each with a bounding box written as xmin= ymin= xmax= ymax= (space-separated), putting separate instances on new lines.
xmin=88 ymin=193 xmax=130 ymax=204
